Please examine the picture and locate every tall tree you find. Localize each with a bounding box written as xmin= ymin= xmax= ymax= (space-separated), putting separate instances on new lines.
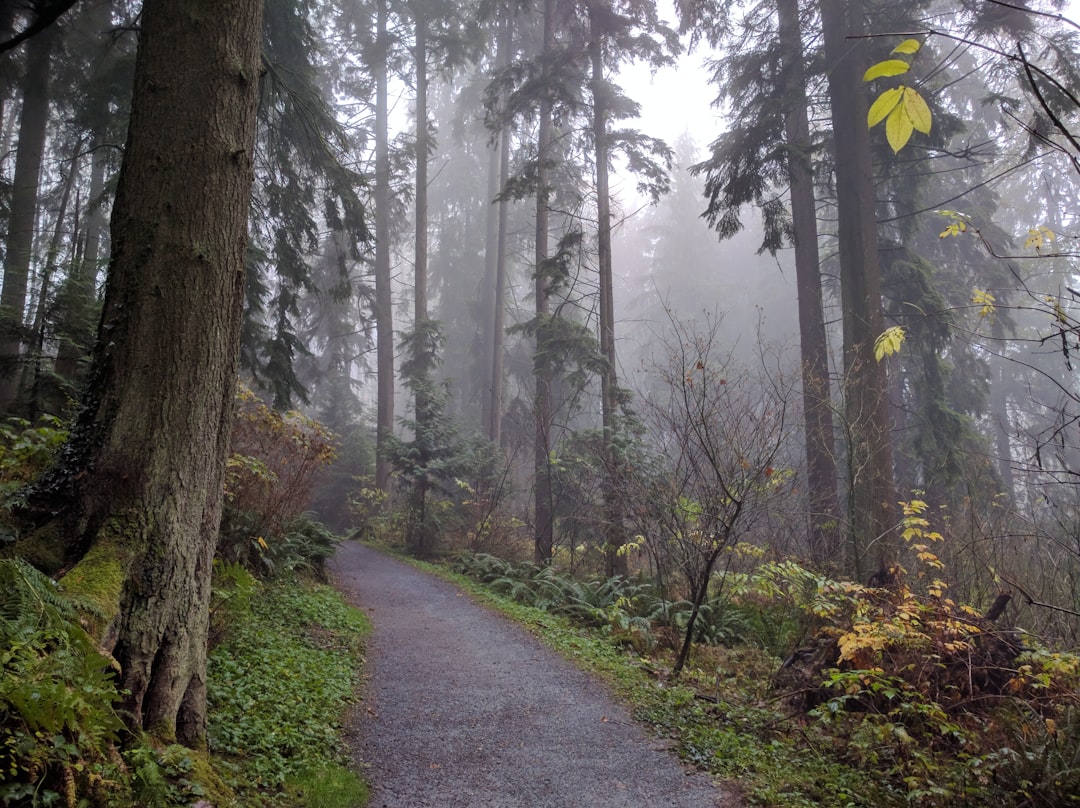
xmin=588 ymin=1 xmax=621 ymax=574
xmin=373 ymin=0 xmax=395 ymax=491
xmin=534 ymin=0 xmax=557 ymax=563
xmin=819 ymin=0 xmax=896 ymax=578
xmin=26 ymin=0 xmax=264 ymax=745
xmin=689 ymin=0 xmax=840 ymax=564
xmin=584 ymin=0 xmax=674 ymax=574
xmin=776 ymin=0 xmax=840 ymax=563
xmin=0 ymin=24 xmax=55 ymax=411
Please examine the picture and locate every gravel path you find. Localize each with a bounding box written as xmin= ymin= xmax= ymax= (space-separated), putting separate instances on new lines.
xmin=329 ymin=541 xmax=735 ymax=808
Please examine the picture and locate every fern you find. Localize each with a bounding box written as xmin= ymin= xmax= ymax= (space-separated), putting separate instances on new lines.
xmin=0 ymin=558 xmax=125 ymax=806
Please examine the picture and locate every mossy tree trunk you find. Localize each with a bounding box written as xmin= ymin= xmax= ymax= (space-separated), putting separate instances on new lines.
xmin=31 ymin=0 xmax=263 ymax=747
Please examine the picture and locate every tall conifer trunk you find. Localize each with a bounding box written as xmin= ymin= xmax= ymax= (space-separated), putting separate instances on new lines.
xmin=374 ymin=0 xmax=394 ymax=492
xmin=819 ymin=0 xmax=897 ymax=579
xmin=0 ymin=25 xmax=55 ymax=411
xmin=487 ymin=12 xmax=512 ymax=447
xmin=778 ymin=0 xmax=840 ymax=564
xmin=589 ymin=4 xmax=625 ymax=577
xmin=31 ymin=0 xmax=263 ymax=745
xmin=534 ymin=0 xmax=556 ymax=564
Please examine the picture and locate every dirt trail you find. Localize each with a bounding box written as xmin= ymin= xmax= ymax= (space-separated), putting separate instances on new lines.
xmin=330 ymin=542 xmax=735 ymax=808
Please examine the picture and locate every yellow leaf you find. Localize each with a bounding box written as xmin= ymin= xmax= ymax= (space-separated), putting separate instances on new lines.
xmin=891 ymin=38 xmax=922 ymax=55
xmin=901 ymin=87 xmax=932 ymax=134
xmin=874 ymin=326 xmax=906 ymax=361
xmin=972 ymin=288 xmax=996 ymax=318
xmin=868 ymin=87 xmax=904 ymax=128
xmin=886 ymin=103 xmax=914 ymax=152
xmin=863 ymin=59 xmax=911 ymax=82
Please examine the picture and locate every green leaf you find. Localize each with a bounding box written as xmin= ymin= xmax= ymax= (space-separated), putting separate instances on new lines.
xmin=863 ymin=59 xmax=911 ymax=82
xmin=868 ymin=87 xmax=904 ymax=128
xmin=874 ymin=326 xmax=906 ymax=361
xmin=886 ymin=104 xmax=914 ymax=152
xmin=891 ymin=39 xmax=921 ymax=55
xmin=901 ymin=87 xmax=932 ymax=134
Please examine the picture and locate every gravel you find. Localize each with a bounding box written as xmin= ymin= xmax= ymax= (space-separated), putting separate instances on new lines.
xmin=330 ymin=542 xmax=737 ymax=808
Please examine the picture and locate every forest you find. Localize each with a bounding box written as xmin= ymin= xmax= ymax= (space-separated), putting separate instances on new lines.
xmin=2 ymin=0 xmax=1080 ymax=805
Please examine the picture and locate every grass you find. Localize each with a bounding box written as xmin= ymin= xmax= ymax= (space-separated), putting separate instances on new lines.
xmin=206 ymin=576 xmax=371 ymax=807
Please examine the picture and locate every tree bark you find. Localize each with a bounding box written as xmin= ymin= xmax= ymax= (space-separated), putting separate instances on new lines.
xmin=487 ymin=12 xmax=512 ymax=448
xmin=374 ymin=0 xmax=395 ymax=492
xmin=819 ymin=0 xmax=896 ymax=579
xmin=777 ymin=0 xmax=841 ymax=565
xmin=0 ymin=25 xmax=55 ymax=412
xmin=53 ymin=136 xmax=108 ymax=391
xmin=36 ymin=0 xmax=263 ymax=746
xmin=589 ymin=5 xmax=625 ymax=578
xmin=22 ymin=137 xmax=80 ymax=417
xmin=534 ymin=0 xmax=556 ymax=564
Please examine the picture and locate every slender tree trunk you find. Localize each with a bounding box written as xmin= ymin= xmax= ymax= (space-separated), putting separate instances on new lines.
xmin=777 ymin=0 xmax=840 ymax=565
xmin=490 ymin=97 xmax=510 ymax=447
xmin=589 ymin=7 xmax=625 ymax=578
xmin=481 ymin=126 xmax=500 ymax=435
xmin=0 ymin=3 xmax=17 ymax=170
xmin=0 ymin=25 xmax=55 ymax=412
xmin=34 ymin=0 xmax=263 ymax=746
xmin=820 ymin=0 xmax=896 ymax=580
xmin=374 ymin=0 xmax=394 ymax=492
xmin=414 ymin=12 xmax=428 ymax=352
xmin=54 ymin=137 xmax=108 ymax=390
xmin=22 ymin=139 xmax=80 ymax=417
xmin=534 ymin=0 xmax=556 ymax=564
xmin=409 ymin=8 xmax=434 ymax=556
xmin=990 ymin=319 xmax=1015 ymax=498
xmin=487 ymin=12 xmax=512 ymax=448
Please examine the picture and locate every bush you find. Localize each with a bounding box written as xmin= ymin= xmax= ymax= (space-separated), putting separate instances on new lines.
xmin=220 ymin=384 xmax=338 ymax=576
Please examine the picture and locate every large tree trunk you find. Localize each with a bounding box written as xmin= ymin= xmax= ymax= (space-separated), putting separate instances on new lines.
xmin=33 ymin=0 xmax=263 ymax=746
xmin=534 ymin=0 xmax=556 ymax=564
xmin=374 ymin=0 xmax=394 ymax=492
xmin=778 ymin=0 xmax=840 ymax=565
xmin=0 ymin=25 xmax=55 ymax=412
xmin=819 ymin=0 xmax=897 ymax=580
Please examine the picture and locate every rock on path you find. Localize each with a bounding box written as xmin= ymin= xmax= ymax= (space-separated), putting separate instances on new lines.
xmin=330 ymin=542 xmax=734 ymax=808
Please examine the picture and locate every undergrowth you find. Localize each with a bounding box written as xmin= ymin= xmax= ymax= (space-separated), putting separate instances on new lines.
xmin=436 ymin=550 xmax=1080 ymax=807
xmin=0 ymin=560 xmax=370 ymax=807
xmin=207 ymin=575 xmax=371 ymax=806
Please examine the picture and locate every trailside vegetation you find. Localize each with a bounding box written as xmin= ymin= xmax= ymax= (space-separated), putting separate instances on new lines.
xmin=446 ymin=531 xmax=1080 ymax=807
xmin=0 ymin=398 xmax=369 ymax=806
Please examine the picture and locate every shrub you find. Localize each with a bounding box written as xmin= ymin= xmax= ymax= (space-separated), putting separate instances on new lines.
xmin=220 ymin=384 xmax=338 ymax=575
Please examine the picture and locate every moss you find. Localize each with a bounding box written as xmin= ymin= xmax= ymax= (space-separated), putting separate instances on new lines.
xmin=60 ymin=536 xmax=130 ymax=640
xmin=4 ymin=522 xmax=68 ymax=573
xmin=166 ymin=745 xmax=237 ymax=806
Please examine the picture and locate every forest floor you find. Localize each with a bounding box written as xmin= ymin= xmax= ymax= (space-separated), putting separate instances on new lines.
xmin=329 ymin=541 xmax=737 ymax=808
